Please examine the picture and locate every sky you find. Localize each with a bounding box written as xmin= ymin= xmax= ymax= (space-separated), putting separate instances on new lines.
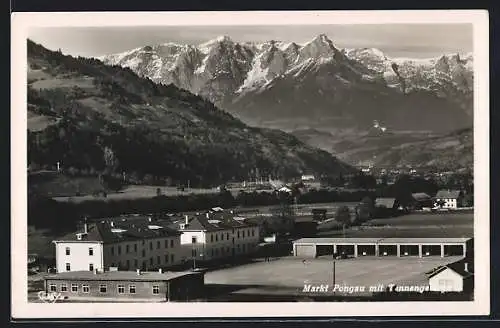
xmin=28 ymin=24 xmax=473 ymax=59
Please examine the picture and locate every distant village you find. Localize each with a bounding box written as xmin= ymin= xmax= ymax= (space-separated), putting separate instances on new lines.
xmin=30 ymin=165 xmax=474 ymax=302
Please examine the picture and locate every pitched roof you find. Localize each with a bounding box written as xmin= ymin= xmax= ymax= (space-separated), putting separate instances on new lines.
xmin=45 ymin=270 xmax=201 ymax=282
xmin=426 ymin=261 xmax=474 ymax=279
xmin=375 ymin=198 xmax=397 ymax=208
xmin=412 ymin=192 xmax=431 ymax=201
xmin=435 ymin=190 xmax=462 ymax=199
xmin=55 ymin=219 xmax=181 ymax=244
xmin=173 ymin=212 xmax=258 ymax=232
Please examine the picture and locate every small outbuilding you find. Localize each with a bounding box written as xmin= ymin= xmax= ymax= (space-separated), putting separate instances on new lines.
xmin=427 ymin=261 xmax=473 ymax=293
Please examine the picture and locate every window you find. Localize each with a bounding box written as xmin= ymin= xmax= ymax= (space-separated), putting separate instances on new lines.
xmin=129 ymin=285 xmax=136 ymax=294
xmin=65 ymin=247 xmax=70 ymax=255
xmin=88 ymin=247 xmax=94 ymax=256
xmin=71 ymin=284 xmax=78 ymax=292
xmin=142 ymin=250 xmax=146 ymax=257
xmin=192 ymin=249 xmax=197 ymax=257
xmin=237 ymin=231 xmax=240 ymax=238
xmin=226 ymin=233 xmax=229 ymax=240
xmin=243 ymin=231 xmax=245 ymax=238
xmin=165 ymin=240 xmax=168 ymax=248
xmin=134 ymin=244 xmax=137 ymax=252
xmin=111 ymin=246 xmax=114 ymax=255
xmin=65 ymin=263 xmax=71 ymax=271
xmin=215 ymin=234 xmax=218 ymax=242
xmin=142 ymin=240 xmax=145 ymax=245
xmin=157 ymin=241 xmax=161 ymax=249
xmin=170 ymin=240 xmax=174 ymax=247
xmin=126 ymin=260 xmax=130 ymax=268
xmin=152 ymin=285 xmax=159 ymax=294
xmin=150 ymin=257 xmax=153 ymax=265
xmin=117 ymin=285 xmax=125 ymax=294
xmin=82 ymin=285 xmax=89 ymax=293
xmin=165 ymin=254 xmax=169 ymax=263
xmin=170 ymin=254 xmax=174 ymax=263
xmin=118 ymin=245 xmax=121 ymax=255
xmin=60 ymin=284 xmax=67 ymax=292
xmin=89 ymin=263 xmax=94 ymax=271
xmin=126 ymin=245 xmax=129 ymax=253
xmin=211 ymin=235 xmax=214 ymax=243
xmin=149 ymin=242 xmax=153 ymax=250
xmin=243 ymin=244 xmax=246 ymax=251
xmin=215 ymin=248 xmax=218 ymax=256
xmin=49 ymin=284 xmax=57 ymax=292
xmin=211 ymin=249 xmax=214 ymax=257
xmin=438 ymin=279 xmax=454 ymax=292
xmin=192 ymin=237 xmax=197 ymax=244
xmin=157 ymin=256 xmax=161 ymax=264
xmin=99 ymin=284 xmax=107 ymax=293
xmin=252 ymin=229 xmax=255 ymax=237
xmin=134 ymin=259 xmax=138 ymax=268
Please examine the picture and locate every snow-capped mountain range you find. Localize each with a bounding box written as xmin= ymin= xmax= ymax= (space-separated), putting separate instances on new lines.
xmin=99 ymin=34 xmax=473 ymax=133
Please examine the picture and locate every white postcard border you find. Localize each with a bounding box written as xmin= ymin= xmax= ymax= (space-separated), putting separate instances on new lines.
xmin=11 ymin=10 xmax=490 ymax=318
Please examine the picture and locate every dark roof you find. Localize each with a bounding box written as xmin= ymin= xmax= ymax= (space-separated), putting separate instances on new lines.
xmin=375 ymin=198 xmax=397 ymax=208
xmin=426 ymin=260 xmax=474 ymax=279
xmin=55 ymin=219 xmax=181 ymax=244
xmin=44 ymin=270 xmax=201 ymax=282
xmin=435 ymin=190 xmax=462 ymax=199
xmin=412 ymin=193 xmax=432 ymax=201
xmin=171 ymin=212 xmax=259 ymax=232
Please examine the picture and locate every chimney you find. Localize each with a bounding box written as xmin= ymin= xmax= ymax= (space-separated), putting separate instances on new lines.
xmin=136 ymin=269 xmax=141 ymax=275
xmin=464 ymin=262 xmax=469 ymax=272
xmin=185 ymin=215 xmax=189 ymax=225
xmin=158 ymin=268 xmax=163 ymax=274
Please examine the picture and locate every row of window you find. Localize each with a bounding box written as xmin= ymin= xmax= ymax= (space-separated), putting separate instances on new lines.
xmin=65 ymin=247 xmax=94 ymax=256
xmin=49 ymin=283 xmax=160 ymax=295
xmin=190 ymin=229 xmax=257 ymax=245
xmin=64 ymin=263 xmax=96 ymax=272
xmin=110 ymin=239 xmax=175 ymax=256
xmin=191 ymin=243 xmax=255 ymax=258
xmin=110 ymin=254 xmax=175 ymax=269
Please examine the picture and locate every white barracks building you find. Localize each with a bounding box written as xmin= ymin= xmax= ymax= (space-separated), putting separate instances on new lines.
xmin=173 ymin=212 xmax=261 ymax=263
xmin=53 ymin=210 xmax=260 ymax=273
xmin=53 ymin=217 xmax=183 ymax=273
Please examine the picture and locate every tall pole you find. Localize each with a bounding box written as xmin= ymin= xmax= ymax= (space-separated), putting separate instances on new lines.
xmin=332 ymin=259 xmax=336 ymax=289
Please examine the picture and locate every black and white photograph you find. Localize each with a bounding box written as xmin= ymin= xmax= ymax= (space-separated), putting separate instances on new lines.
xmin=11 ymin=10 xmax=489 ymax=318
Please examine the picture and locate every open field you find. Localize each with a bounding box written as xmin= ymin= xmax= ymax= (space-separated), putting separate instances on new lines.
xmin=205 ymin=256 xmax=463 ymax=297
xmin=52 ymin=185 xmax=222 ymax=203
xmin=366 ymin=212 xmax=474 ymax=227
xmin=318 ymin=212 xmax=473 ymax=238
